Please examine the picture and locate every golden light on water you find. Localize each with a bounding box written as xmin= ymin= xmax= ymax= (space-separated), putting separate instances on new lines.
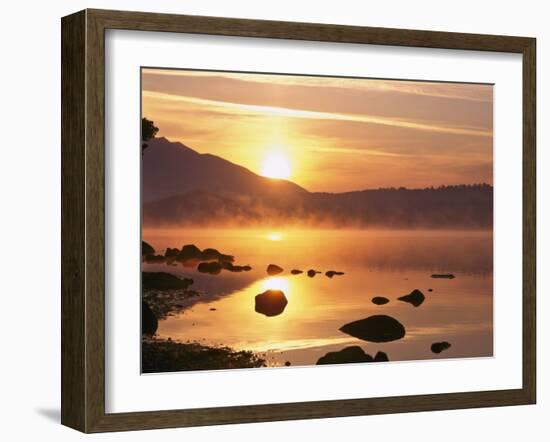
xmin=266 ymin=231 xmax=283 ymax=241
xmin=260 ymin=151 xmax=291 ymax=180
xmin=260 ymin=276 xmax=291 ymax=295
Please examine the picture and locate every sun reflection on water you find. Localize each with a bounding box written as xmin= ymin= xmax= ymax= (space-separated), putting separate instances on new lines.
xmin=260 ymin=276 xmax=291 ymax=295
xmin=266 ymin=231 xmax=283 ymax=241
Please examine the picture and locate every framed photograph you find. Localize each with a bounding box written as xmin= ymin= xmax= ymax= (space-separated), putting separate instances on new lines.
xmin=61 ymin=9 xmax=536 ymax=433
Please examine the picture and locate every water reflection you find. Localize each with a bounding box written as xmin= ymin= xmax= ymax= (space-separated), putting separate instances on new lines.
xmin=143 ymin=229 xmax=493 ymax=367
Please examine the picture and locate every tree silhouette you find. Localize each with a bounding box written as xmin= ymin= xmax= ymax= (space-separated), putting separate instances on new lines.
xmin=142 ymin=118 xmax=159 ymax=154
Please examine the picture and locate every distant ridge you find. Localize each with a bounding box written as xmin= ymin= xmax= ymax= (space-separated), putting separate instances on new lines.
xmin=142 ymin=137 xmax=493 ymax=229
xmin=143 ymin=137 xmax=306 ymax=203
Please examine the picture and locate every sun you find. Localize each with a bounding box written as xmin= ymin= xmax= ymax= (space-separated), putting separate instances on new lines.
xmin=261 ymin=152 xmax=291 ymax=180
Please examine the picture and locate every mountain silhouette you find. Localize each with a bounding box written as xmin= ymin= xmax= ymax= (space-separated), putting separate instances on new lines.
xmin=142 ymin=137 xmax=493 ymax=228
xmin=143 ymin=137 xmax=306 ymax=203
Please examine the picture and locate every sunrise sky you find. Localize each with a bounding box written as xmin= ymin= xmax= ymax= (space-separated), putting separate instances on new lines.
xmin=141 ymin=68 xmax=493 ymax=193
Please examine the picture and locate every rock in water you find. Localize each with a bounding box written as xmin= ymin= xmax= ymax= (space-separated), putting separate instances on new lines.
xmin=291 ymin=269 xmax=303 ymax=275
xmin=431 ymin=274 xmax=456 ymax=279
xmin=144 ymin=254 xmax=166 ymax=263
xmin=255 ymin=289 xmax=288 ymax=317
xmin=325 ymin=270 xmax=345 ymax=278
xmin=397 ymin=289 xmax=425 ymax=307
xmin=164 ymin=247 xmax=180 ymax=258
xmin=431 ymin=341 xmax=452 ymax=354
xmin=197 ymin=261 xmax=223 ymax=275
xmin=142 ymin=301 xmax=158 ymax=336
xmin=201 ymin=248 xmax=234 ymax=263
xmin=267 ymin=264 xmax=284 ymax=275
xmin=372 ymin=296 xmax=390 ymax=305
xmin=317 ymin=346 xmax=374 ymax=365
xmin=339 ymin=315 xmax=406 ymax=343
xmin=142 ymin=241 xmax=155 ymax=256
xmin=142 ymin=272 xmax=193 ymax=290
xmin=177 ymin=244 xmax=203 ymax=261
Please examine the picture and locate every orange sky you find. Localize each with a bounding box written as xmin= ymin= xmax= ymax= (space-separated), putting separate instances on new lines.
xmin=141 ymin=68 xmax=493 ymax=193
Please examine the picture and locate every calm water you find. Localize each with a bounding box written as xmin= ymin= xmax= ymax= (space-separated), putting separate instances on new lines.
xmin=142 ymin=229 xmax=493 ymax=367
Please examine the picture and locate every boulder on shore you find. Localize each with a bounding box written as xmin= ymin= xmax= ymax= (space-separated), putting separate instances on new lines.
xmin=255 ymin=289 xmax=288 ymax=317
xmin=267 ymin=264 xmax=284 ymax=275
xmin=142 ymin=301 xmax=158 ymax=336
xmin=142 ymin=272 xmax=193 ymax=290
xmin=142 ymin=241 xmax=155 ymax=257
xmin=339 ymin=315 xmax=406 ymax=343
xmin=397 ymin=289 xmax=426 ymax=307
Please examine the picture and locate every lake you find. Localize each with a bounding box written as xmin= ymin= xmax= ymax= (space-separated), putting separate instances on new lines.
xmin=142 ymin=229 xmax=493 ymax=368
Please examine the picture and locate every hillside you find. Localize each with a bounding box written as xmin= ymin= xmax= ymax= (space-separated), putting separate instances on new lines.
xmin=142 ymin=137 xmax=493 ymax=228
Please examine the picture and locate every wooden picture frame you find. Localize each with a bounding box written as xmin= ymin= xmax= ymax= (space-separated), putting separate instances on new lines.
xmin=61 ymin=8 xmax=536 ymax=433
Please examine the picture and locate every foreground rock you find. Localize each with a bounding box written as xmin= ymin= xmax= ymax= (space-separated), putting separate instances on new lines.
xmin=291 ymin=269 xmax=303 ymax=275
xmin=317 ymin=346 xmax=373 ymax=365
xmin=316 ymin=346 xmax=391 ymax=365
xmin=325 ymin=270 xmax=345 ymax=278
xmin=340 ymin=315 xmax=406 ymax=343
xmin=142 ymin=301 xmax=158 ymax=336
xmin=197 ymin=261 xmax=223 ymax=275
xmin=267 ymin=264 xmax=284 ymax=275
xmin=142 ymin=241 xmax=155 ymax=256
xmin=255 ymin=289 xmax=288 ymax=317
xmin=142 ymin=272 xmax=193 ymax=290
xmin=372 ymin=296 xmax=390 ymax=305
xmin=142 ymin=339 xmax=266 ymax=373
xmin=431 ymin=274 xmax=456 ymax=279
xmin=431 ymin=341 xmax=452 ymax=354
xmin=397 ymin=289 xmax=426 ymax=307
xmin=307 ymin=269 xmax=321 ymax=277
xmin=374 ymin=351 xmax=389 ymax=362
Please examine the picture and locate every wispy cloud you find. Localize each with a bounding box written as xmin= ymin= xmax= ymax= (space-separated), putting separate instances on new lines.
xmin=143 ymin=90 xmax=492 ymax=138
xmin=143 ymin=69 xmax=493 ymax=103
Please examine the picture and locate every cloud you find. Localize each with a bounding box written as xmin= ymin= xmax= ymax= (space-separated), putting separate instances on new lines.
xmin=142 ymin=90 xmax=492 ymax=138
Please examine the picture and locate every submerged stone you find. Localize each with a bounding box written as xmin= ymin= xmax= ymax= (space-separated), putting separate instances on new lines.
xmin=339 ymin=315 xmax=406 ymax=343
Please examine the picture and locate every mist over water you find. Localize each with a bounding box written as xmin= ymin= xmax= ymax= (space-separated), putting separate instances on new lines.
xmin=142 ymin=228 xmax=493 ymax=367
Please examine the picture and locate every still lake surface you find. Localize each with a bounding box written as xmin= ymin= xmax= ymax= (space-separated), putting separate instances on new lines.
xmin=142 ymin=229 xmax=493 ymax=367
